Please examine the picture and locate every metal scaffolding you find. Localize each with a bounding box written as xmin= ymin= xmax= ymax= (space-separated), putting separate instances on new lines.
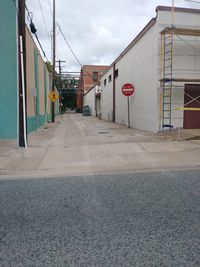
xmin=160 ymin=27 xmax=200 ymax=130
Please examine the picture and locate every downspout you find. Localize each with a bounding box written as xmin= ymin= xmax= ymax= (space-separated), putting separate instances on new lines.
xmin=112 ymin=63 xmax=116 ymax=122
xmin=95 ymin=86 xmax=97 ymax=117
xmin=80 ymin=76 xmax=84 ymax=112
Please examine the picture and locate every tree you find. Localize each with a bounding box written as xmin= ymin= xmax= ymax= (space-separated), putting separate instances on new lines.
xmin=60 ymin=88 xmax=76 ymax=111
xmin=45 ymin=61 xmax=61 ymax=89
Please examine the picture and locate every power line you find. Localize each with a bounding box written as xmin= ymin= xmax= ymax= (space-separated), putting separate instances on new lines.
xmin=56 ymin=24 xmax=96 ymax=77
xmin=184 ymin=0 xmax=200 ymax=3
xmin=25 ymin=3 xmax=50 ymax=62
xmin=57 ymin=23 xmax=83 ymax=68
xmin=25 ymin=4 xmax=33 ymax=22
xmin=38 ymin=0 xmax=51 ymax=46
xmin=57 ymin=22 xmax=105 ymax=88
xmin=12 ymin=1 xmax=51 ymax=63
xmin=48 ymin=0 xmax=53 ymax=15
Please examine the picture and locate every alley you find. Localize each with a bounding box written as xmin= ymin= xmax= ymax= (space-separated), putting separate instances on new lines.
xmin=0 ymin=113 xmax=200 ymax=179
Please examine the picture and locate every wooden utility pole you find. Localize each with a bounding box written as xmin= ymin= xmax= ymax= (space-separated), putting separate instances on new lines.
xmin=18 ymin=0 xmax=27 ymax=147
xmin=56 ymin=60 xmax=65 ymax=79
xmin=56 ymin=60 xmax=65 ymax=114
xmin=52 ymin=0 xmax=56 ymax=122
xmin=172 ymin=0 xmax=175 ymax=26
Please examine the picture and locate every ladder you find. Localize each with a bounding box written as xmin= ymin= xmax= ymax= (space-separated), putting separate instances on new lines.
xmin=161 ymin=28 xmax=174 ymax=129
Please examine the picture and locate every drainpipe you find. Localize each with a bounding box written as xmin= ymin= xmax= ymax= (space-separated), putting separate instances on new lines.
xmin=112 ymin=63 xmax=116 ymax=122
xmin=94 ymin=86 xmax=97 ymax=117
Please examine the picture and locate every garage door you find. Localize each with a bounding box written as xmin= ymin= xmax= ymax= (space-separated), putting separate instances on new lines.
xmin=184 ymin=84 xmax=200 ymax=129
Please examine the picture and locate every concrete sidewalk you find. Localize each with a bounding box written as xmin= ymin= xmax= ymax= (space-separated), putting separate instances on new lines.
xmin=0 ymin=113 xmax=200 ymax=178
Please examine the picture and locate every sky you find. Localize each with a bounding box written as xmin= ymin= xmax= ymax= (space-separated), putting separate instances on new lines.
xmin=25 ymin=0 xmax=200 ymax=73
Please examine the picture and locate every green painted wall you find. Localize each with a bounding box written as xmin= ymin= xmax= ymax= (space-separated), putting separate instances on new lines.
xmin=27 ymin=115 xmax=45 ymax=134
xmin=26 ymin=53 xmax=53 ymax=133
xmin=34 ymin=49 xmax=40 ymax=118
xmin=0 ymin=1 xmax=17 ymax=139
xmin=27 ymin=48 xmax=41 ymax=133
xmin=44 ymin=67 xmax=47 ymax=118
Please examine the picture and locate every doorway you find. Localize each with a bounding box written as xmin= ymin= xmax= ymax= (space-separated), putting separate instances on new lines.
xmin=184 ymin=84 xmax=200 ymax=129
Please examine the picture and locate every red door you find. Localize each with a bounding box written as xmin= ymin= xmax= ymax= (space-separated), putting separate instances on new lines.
xmin=184 ymin=84 xmax=200 ymax=129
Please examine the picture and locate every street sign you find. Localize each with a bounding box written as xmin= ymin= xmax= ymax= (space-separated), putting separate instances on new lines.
xmin=48 ymin=91 xmax=59 ymax=102
xmin=121 ymin=83 xmax=135 ymax=96
xmin=121 ymin=83 xmax=135 ymax=128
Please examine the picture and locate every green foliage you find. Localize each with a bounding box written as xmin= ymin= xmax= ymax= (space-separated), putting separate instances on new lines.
xmin=45 ymin=63 xmax=78 ymax=110
xmin=45 ymin=61 xmax=61 ymax=89
xmin=61 ymin=88 xmax=76 ymax=111
xmin=55 ymin=75 xmax=62 ymax=89
xmin=45 ymin=61 xmax=52 ymax=73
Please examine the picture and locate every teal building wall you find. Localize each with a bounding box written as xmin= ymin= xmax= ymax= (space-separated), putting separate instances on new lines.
xmin=0 ymin=2 xmax=59 ymax=139
xmin=0 ymin=1 xmax=18 ymax=139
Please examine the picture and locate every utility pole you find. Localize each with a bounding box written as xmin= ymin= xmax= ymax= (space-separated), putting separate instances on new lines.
xmin=56 ymin=60 xmax=65 ymax=79
xmin=18 ymin=0 xmax=27 ymax=147
xmin=172 ymin=0 xmax=175 ymax=26
xmin=52 ymin=0 xmax=56 ymax=122
xmin=56 ymin=60 xmax=65 ymax=114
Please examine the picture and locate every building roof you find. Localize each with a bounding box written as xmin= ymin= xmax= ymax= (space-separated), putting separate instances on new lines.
xmin=81 ymin=65 xmax=108 ymax=70
xmin=102 ymin=5 xmax=200 ymax=76
xmin=156 ymin=5 xmax=200 ymax=14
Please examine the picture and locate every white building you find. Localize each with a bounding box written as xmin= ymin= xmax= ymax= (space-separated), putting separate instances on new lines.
xmin=101 ymin=6 xmax=200 ymax=132
xmin=84 ymin=85 xmax=102 ymax=117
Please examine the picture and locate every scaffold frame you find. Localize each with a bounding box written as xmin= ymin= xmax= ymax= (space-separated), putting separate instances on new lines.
xmin=160 ymin=26 xmax=200 ymax=130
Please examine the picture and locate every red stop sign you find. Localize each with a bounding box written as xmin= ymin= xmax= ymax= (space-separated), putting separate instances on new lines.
xmin=121 ymin=83 xmax=135 ymax=96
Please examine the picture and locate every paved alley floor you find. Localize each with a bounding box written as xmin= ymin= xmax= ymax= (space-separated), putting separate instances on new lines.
xmin=0 ymin=113 xmax=200 ymax=178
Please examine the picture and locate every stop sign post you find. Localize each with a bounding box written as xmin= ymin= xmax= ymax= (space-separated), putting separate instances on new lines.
xmin=121 ymin=83 xmax=135 ymax=128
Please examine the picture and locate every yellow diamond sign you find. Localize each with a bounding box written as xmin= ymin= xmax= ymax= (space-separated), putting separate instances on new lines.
xmin=48 ymin=91 xmax=59 ymax=102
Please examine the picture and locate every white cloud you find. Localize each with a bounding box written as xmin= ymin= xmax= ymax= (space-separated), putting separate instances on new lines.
xmin=25 ymin=0 xmax=200 ymax=72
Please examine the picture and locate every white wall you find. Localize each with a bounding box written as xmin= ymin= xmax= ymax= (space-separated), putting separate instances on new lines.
xmin=101 ymin=21 xmax=159 ymax=132
xmin=101 ymin=68 xmax=114 ymax=121
xmin=84 ymin=86 xmax=96 ymax=116
xmin=158 ymin=9 xmax=200 ymax=29
xmin=101 ymin=8 xmax=200 ymax=132
xmin=115 ymin=23 xmax=158 ymax=132
xmin=84 ymin=85 xmax=102 ymax=117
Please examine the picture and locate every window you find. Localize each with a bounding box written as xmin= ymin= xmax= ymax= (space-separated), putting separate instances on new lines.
xmin=104 ymin=79 xmax=107 ymax=86
xmin=114 ymin=69 xmax=119 ymax=78
xmin=92 ymin=72 xmax=98 ymax=82
xmin=108 ymin=75 xmax=112 ymax=83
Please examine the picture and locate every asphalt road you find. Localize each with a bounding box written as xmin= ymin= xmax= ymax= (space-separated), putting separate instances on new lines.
xmin=0 ymin=169 xmax=200 ymax=266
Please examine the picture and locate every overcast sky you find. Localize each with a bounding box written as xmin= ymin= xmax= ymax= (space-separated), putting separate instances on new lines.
xmin=25 ymin=0 xmax=199 ymax=72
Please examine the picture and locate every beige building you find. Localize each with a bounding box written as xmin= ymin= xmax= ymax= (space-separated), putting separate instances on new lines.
xmin=26 ymin=27 xmax=59 ymax=134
